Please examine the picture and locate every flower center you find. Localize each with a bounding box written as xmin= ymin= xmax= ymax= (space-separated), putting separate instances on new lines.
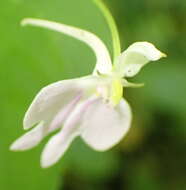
xmin=110 ymin=78 xmax=123 ymax=106
xmin=96 ymin=77 xmax=123 ymax=106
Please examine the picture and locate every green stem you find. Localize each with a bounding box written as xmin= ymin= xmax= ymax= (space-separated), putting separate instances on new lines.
xmin=93 ymin=0 xmax=121 ymax=61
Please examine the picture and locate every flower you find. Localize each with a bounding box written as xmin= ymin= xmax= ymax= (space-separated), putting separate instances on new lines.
xmin=10 ymin=2 xmax=166 ymax=168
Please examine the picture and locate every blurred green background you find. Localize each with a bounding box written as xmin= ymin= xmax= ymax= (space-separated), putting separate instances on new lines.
xmin=0 ymin=0 xmax=186 ymax=189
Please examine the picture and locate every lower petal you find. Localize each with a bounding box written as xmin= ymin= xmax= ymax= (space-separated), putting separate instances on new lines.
xmin=41 ymin=96 xmax=98 ymax=168
xmin=81 ymin=98 xmax=132 ymax=151
xmin=41 ymin=130 xmax=77 ymax=168
xmin=10 ymin=122 xmax=47 ymax=151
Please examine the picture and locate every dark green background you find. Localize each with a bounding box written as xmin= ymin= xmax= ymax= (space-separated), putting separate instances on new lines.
xmin=0 ymin=0 xmax=186 ymax=189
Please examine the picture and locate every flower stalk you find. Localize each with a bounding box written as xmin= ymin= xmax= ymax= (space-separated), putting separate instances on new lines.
xmin=93 ymin=0 xmax=121 ymax=61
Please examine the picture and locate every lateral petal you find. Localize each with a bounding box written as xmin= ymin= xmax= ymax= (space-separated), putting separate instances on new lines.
xmin=23 ymin=76 xmax=94 ymax=130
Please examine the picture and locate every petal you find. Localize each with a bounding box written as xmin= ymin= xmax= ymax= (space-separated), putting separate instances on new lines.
xmin=21 ymin=18 xmax=112 ymax=74
xmin=10 ymin=122 xmax=46 ymax=151
xmin=23 ymin=76 xmax=95 ymax=130
xmin=41 ymin=96 xmax=98 ymax=168
xmin=40 ymin=130 xmax=78 ymax=168
xmin=81 ymin=98 xmax=132 ymax=151
xmin=48 ymin=94 xmax=82 ymax=132
xmin=11 ymin=95 xmax=82 ymax=152
xmin=115 ymin=42 xmax=166 ymax=77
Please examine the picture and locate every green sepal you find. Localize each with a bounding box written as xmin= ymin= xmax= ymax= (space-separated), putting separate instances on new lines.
xmin=122 ymin=79 xmax=144 ymax=88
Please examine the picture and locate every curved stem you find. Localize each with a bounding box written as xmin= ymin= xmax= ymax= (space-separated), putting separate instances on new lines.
xmin=93 ymin=0 xmax=121 ymax=61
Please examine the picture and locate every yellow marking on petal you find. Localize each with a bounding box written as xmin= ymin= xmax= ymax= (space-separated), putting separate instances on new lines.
xmin=110 ymin=79 xmax=123 ymax=106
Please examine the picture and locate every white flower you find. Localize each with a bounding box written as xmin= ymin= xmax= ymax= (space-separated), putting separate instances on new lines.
xmin=10 ymin=13 xmax=166 ymax=168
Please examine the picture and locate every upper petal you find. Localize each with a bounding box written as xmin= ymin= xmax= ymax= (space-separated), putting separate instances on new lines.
xmin=81 ymin=98 xmax=132 ymax=151
xmin=23 ymin=76 xmax=95 ymax=130
xmin=22 ymin=18 xmax=112 ymax=74
xmin=114 ymin=42 xmax=166 ymax=77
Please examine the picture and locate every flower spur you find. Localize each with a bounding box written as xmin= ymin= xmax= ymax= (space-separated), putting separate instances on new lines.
xmin=10 ymin=1 xmax=166 ymax=168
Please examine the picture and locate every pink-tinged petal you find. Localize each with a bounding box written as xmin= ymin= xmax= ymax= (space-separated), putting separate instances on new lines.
xmin=10 ymin=122 xmax=46 ymax=151
xmin=41 ymin=96 xmax=98 ymax=168
xmin=23 ymin=76 xmax=95 ymax=130
xmin=40 ymin=130 xmax=78 ymax=168
xmin=48 ymin=94 xmax=82 ymax=132
xmin=10 ymin=94 xmax=83 ymax=152
xmin=81 ymin=98 xmax=132 ymax=151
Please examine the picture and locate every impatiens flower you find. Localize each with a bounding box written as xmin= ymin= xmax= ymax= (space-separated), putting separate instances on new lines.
xmin=10 ymin=0 xmax=166 ymax=168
